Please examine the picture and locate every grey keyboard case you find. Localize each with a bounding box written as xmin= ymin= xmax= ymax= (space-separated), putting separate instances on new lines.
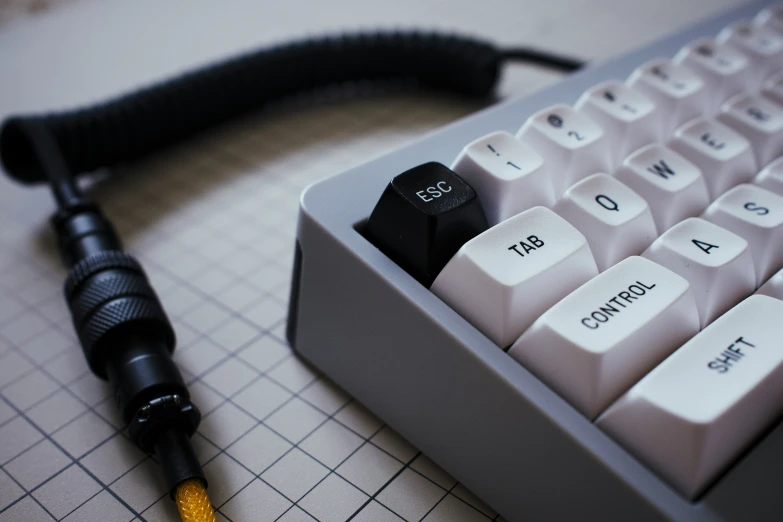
xmin=287 ymin=2 xmax=782 ymax=520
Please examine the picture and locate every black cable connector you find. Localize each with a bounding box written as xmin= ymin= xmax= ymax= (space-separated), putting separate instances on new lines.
xmin=58 ymin=207 xmax=206 ymax=495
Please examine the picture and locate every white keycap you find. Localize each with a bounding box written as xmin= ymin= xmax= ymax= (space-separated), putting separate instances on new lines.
xmin=717 ymin=21 xmax=783 ymax=86
xmin=669 ymin=117 xmax=757 ymax=199
xmin=755 ymin=156 xmax=783 ymax=195
xmin=431 ymin=207 xmax=598 ymax=347
xmin=756 ymin=4 xmax=783 ymax=34
xmin=599 ymin=295 xmax=783 ymax=498
xmin=554 ymin=173 xmax=657 ymax=271
xmin=674 ymin=39 xmax=752 ymax=112
xmin=762 ymin=70 xmax=783 ymax=106
xmin=516 ymin=104 xmax=611 ymax=195
xmin=627 ymin=59 xmax=707 ymax=136
xmin=718 ymin=93 xmax=783 ymax=166
xmin=642 ymin=218 xmax=755 ymax=328
xmin=575 ymin=81 xmax=661 ymax=166
xmin=509 ymin=256 xmax=698 ymax=419
xmin=615 ymin=144 xmax=710 ymax=232
xmin=757 ymin=267 xmax=783 ymax=300
xmin=450 ymin=131 xmax=555 ymax=226
xmin=702 ymin=183 xmax=783 ymax=285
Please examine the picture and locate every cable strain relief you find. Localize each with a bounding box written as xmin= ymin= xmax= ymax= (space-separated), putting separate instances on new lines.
xmin=153 ymin=428 xmax=207 ymax=499
xmin=51 ymin=203 xmax=122 ymax=267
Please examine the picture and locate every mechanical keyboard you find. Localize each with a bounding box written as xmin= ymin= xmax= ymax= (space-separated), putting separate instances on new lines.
xmin=287 ymin=2 xmax=783 ymax=520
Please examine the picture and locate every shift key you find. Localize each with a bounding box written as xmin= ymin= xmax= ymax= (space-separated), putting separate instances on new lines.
xmin=598 ymin=295 xmax=783 ymax=498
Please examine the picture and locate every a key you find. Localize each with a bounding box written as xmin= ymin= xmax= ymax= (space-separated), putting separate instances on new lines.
xmin=718 ymin=21 xmax=783 ymax=85
xmin=450 ymin=131 xmax=555 ymax=226
xmin=508 ymin=256 xmax=699 ymax=419
xmin=642 ymin=217 xmax=755 ymax=327
xmin=702 ymin=183 xmax=783 ymax=285
xmin=756 ymin=4 xmax=783 ymax=34
xmin=762 ymin=70 xmax=783 ymax=106
xmin=575 ymin=81 xmax=661 ymax=166
xmin=757 ymin=267 xmax=783 ymax=300
xmin=554 ymin=173 xmax=657 ymax=271
xmin=674 ymin=39 xmax=752 ymax=112
xmin=598 ymin=295 xmax=783 ymax=498
xmin=615 ymin=144 xmax=710 ymax=232
xmin=718 ymin=93 xmax=783 ymax=166
xmin=669 ymin=117 xmax=757 ymax=199
xmin=627 ymin=59 xmax=707 ymax=135
xmin=365 ymin=162 xmax=488 ymax=287
xmin=516 ymin=104 xmax=611 ymax=195
xmin=755 ymin=156 xmax=783 ymax=196
xmin=430 ymin=207 xmax=598 ymax=347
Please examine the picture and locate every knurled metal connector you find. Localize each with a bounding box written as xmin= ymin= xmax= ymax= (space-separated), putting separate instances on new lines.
xmin=63 ymin=250 xmax=175 ymax=378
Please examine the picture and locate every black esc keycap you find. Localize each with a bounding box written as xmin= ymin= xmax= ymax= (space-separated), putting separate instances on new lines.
xmin=366 ymin=162 xmax=488 ymax=286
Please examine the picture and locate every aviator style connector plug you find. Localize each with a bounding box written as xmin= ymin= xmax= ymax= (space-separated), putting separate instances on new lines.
xmin=53 ymin=201 xmax=210 ymax=507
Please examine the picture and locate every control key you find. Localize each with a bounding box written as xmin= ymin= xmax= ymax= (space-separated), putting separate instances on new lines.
xmin=508 ymin=256 xmax=699 ymax=419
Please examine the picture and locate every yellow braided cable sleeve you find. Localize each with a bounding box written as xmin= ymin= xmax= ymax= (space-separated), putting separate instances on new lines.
xmin=175 ymin=479 xmax=217 ymax=522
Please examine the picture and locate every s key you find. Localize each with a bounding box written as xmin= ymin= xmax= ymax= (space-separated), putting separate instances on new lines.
xmin=703 ymin=183 xmax=783 ymax=285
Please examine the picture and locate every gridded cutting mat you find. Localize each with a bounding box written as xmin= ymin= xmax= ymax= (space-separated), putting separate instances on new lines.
xmin=0 ymin=0 xmax=746 ymax=520
xmin=0 ymin=94 xmax=509 ymax=521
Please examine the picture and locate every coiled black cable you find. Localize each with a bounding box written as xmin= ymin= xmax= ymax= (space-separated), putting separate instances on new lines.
xmin=0 ymin=31 xmax=583 ymax=194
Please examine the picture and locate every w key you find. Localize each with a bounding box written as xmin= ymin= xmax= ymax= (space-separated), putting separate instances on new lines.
xmin=615 ymin=144 xmax=710 ymax=232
